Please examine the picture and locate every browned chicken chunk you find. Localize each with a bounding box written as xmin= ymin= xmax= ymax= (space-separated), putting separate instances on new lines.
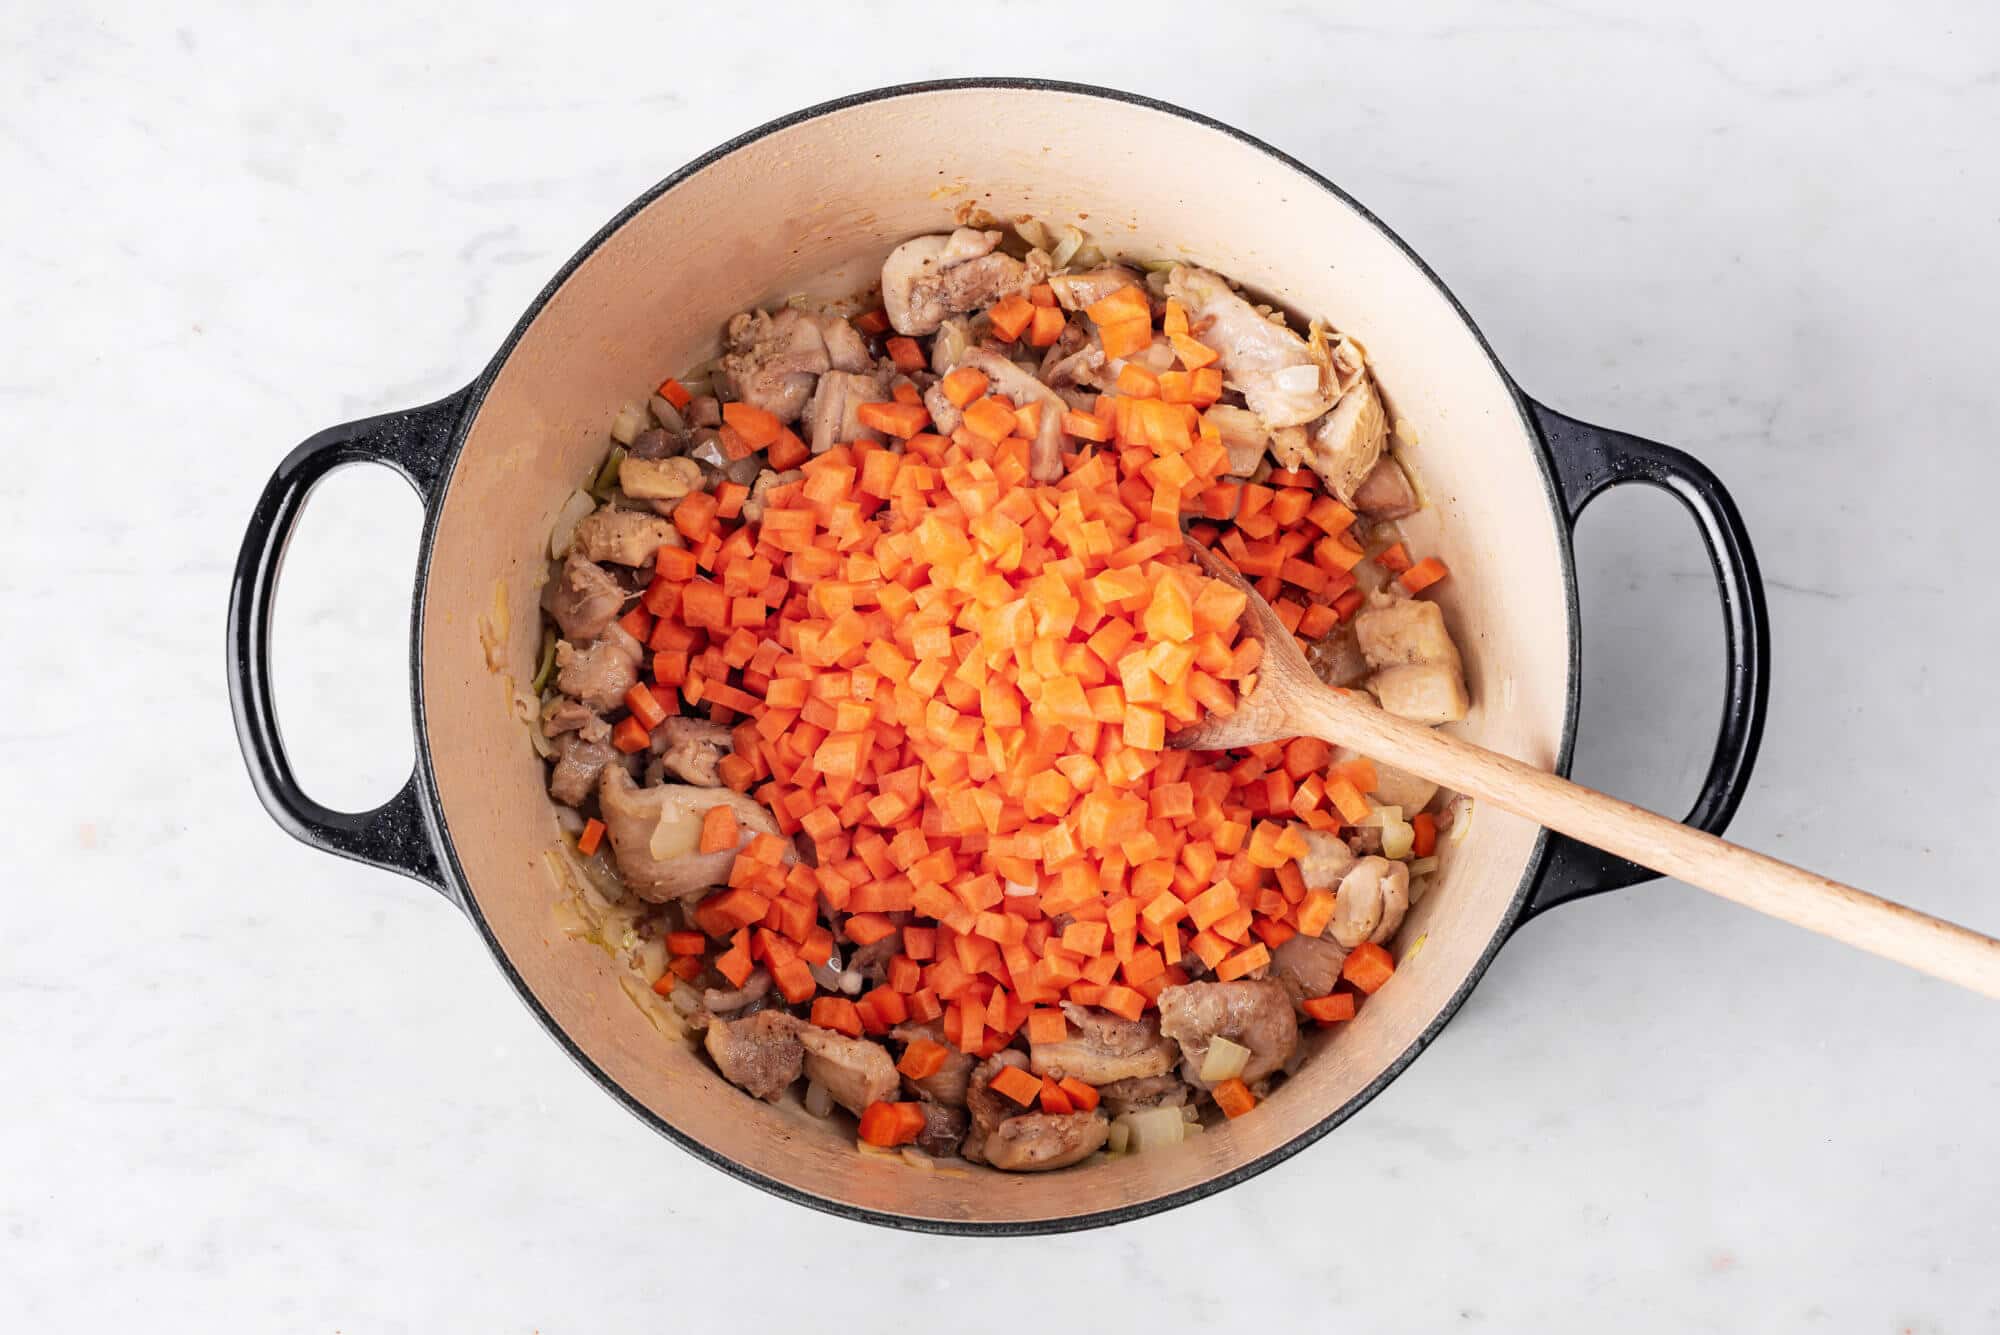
xmin=1028 ymin=1004 xmax=1179 ymax=1085
xmin=1156 ymin=980 xmax=1300 ymax=1090
xmin=540 ymin=554 xmax=624 ymax=642
xmin=797 ymin=1026 xmax=899 ymax=1116
xmin=705 ymin=1011 xmax=803 ymax=1102
xmin=718 ymin=308 xmax=831 ymax=423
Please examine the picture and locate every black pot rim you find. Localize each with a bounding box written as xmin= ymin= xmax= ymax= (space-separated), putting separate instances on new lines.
xmin=412 ymin=76 xmax=1578 ymax=1235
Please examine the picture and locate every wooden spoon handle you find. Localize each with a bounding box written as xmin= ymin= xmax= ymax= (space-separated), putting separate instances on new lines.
xmin=1296 ymin=690 xmax=2000 ymax=999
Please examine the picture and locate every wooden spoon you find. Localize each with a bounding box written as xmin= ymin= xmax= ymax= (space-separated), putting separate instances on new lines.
xmin=1173 ymin=541 xmax=2000 ymax=998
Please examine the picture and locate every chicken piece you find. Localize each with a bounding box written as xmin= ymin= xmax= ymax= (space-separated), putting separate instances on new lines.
xmin=541 ymin=697 xmax=610 ymax=745
xmin=716 ymin=308 xmax=830 ymax=423
xmin=954 ymin=347 xmax=1066 ymax=482
xmin=570 ymin=506 xmax=678 ymax=567
xmin=815 ymin=314 xmax=872 ymax=372
xmin=540 ymin=554 xmax=624 ymax=642
xmin=1304 ymin=377 xmax=1388 ymax=502
xmin=547 ymin=733 xmax=616 ymax=808
xmin=1096 ymin=1073 xmax=1192 ymax=1118
xmin=651 ymin=716 xmax=732 ymax=787
xmin=891 ymin=1021 xmax=976 ymax=1105
xmin=554 ymin=627 xmax=642 ymax=712
xmin=1166 ymin=266 xmax=1336 ymax=429
xmin=922 ymin=381 xmax=963 ymax=436
xmin=1305 ymin=623 xmax=1371 ymax=688
xmin=1353 ymin=597 xmax=1469 ymax=724
xmin=1351 ymin=455 xmax=1420 ymax=519
xmin=982 ymin=1112 xmax=1109 ymax=1173
xmin=1156 ymin=979 xmax=1300 ymax=1090
xmin=880 ymin=229 xmax=1035 ymax=336
xmin=1028 ymin=1004 xmax=1179 ymax=1085
xmin=1204 ymin=404 xmax=1272 ymax=478
xmin=1330 ymin=856 xmax=1411 ymax=948
xmin=704 ymin=1010 xmax=803 ymax=1102
xmin=962 ymin=1049 xmax=1028 ymax=1163
xmin=796 ymin=1027 xmax=899 ymax=1116
xmin=806 ymin=369 xmax=890 ymax=455
xmin=1345 ymin=750 xmax=1438 ymax=816
xmin=1354 ymin=597 xmax=1458 ymax=669
xmin=618 ymin=455 xmax=702 ymax=502
xmin=1295 ymin=826 xmax=1358 ymax=891
xmin=701 ymin=968 xmax=772 ymax=1019
xmin=596 ymin=768 xmax=786 ymax=903
xmin=1372 ymin=664 xmax=1471 ymax=725
xmin=913 ymin=1102 xmax=967 ymax=1159
xmin=1271 ymin=933 xmax=1348 ymax=1007
xmin=1048 ymin=265 xmax=1145 ymax=312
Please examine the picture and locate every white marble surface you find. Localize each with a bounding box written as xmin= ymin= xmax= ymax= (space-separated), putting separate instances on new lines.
xmin=5 ymin=2 xmax=1997 ymax=1330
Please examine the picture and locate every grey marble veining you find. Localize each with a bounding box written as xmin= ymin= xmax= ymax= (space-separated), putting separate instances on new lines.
xmin=3 ymin=2 xmax=1996 ymax=1330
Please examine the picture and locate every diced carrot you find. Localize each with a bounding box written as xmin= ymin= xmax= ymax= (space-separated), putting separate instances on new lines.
xmin=1211 ymin=1076 xmax=1256 ymax=1118
xmin=1401 ymin=556 xmax=1450 ymax=594
xmin=898 ymin=1039 xmax=949 ymax=1080
xmin=1301 ymin=992 xmax=1356 ymax=1024
xmin=1057 ymin=1076 xmax=1100 ymax=1111
xmin=1374 ymin=542 xmax=1413 ymax=575
xmin=854 ymin=308 xmax=891 ymax=335
xmin=857 ymin=1100 xmax=928 ymax=1147
xmin=1342 ymin=941 xmax=1396 ymax=993
xmin=1097 ymin=317 xmax=1152 ymax=361
xmin=1083 ymin=285 xmax=1150 ymax=326
xmin=577 ymin=818 xmax=606 ymax=857
xmin=1029 ymin=305 xmax=1066 ymax=347
xmin=657 ymin=377 xmax=693 ymax=410
xmin=722 ymin=401 xmax=783 ymax=449
xmin=1025 ymin=1008 xmax=1069 ymax=1045
xmin=962 ymin=396 xmax=1020 ymax=443
xmin=857 ymin=401 xmax=931 ymax=438
xmin=988 ymin=1063 xmax=1044 ymax=1107
xmin=1412 ymin=812 xmax=1438 ymax=858
xmin=885 ymin=336 xmax=927 ymax=372
xmin=698 ymin=803 xmax=740 ymax=854
xmin=989 ymin=293 xmax=1036 ymax=341
xmin=611 ymin=716 xmax=651 ymax=754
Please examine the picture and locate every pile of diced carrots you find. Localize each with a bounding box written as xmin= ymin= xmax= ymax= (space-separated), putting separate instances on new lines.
xmin=624 ymin=280 xmax=1448 ymax=1080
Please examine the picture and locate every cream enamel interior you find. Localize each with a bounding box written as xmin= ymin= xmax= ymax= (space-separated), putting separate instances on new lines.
xmin=418 ymin=87 xmax=1572 ymax=1227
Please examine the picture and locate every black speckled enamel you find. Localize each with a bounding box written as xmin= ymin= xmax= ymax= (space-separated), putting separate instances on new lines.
xmin=227 ymin=77 xmax=1769 ymax=1234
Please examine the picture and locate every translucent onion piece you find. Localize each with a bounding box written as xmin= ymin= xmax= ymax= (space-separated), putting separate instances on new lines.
xmin=1050 ymin=225 xmax=1084 ymax=269
xmin=1198 ymin=1036 xmax=1252 ymax=1084
xmin=1115 ymin=1106 xmax=1190 ymax=1152
xmin=610 ymin=403 xmax=647 ymax=445
xmin=548 ymin=489 xmax=596 ymax=559
xmin=804 ymin=1079 xmax=834 ymax=1119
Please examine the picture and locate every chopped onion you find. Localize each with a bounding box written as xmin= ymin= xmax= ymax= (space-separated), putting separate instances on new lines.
xmin=1449 ymin=796 xmax=1475 ymax=844
xmin=1382 ymin=816 xmax=1416 ymax=861
xmin=1357 ymin=805 xmax=1402 ymax=829
xmin=610 ymin=403 xmax=647 ymax=445
xmin=548 ymin=489 xmax=596 ymax=559
xmin=1409 ymin=856 xmax=1440 ymax=877
xmin=1050 ymin=225 xmax=1085 ymax=269
xmin=1198 ymin=1036 xmax=1252 ymax=1084
xmin=1107 ymin=1121 xmax=1131 ymax=1154
xmin=804 ymin=1079 xmax=834 ymax=1119
xmin=900 ymin=1148 xmax=935 ymax=1170
xmin=1274 ymin=364 xmax=1322 ymax=395
xmin=1115 ymin=1106 xmax=1190 ymax=1153
xmin=649 ymin=395 xmax=686 ymax=433
xmin=1070 ymin=242 xmax=1105 ymax=269
xmin=668 ymin=982 xmax=704 ymax=1017
xmin=1014 ymin=218 xmax=1055 ymax=252
xmin=590 ymin=447 xmax=627 ymax=500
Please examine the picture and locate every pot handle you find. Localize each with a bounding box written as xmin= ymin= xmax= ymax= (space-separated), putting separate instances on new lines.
xmin=1517 ymin=398 xmax=1771 ymax=921
xmin=226 ymin=390 xmax=468 ymax=896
